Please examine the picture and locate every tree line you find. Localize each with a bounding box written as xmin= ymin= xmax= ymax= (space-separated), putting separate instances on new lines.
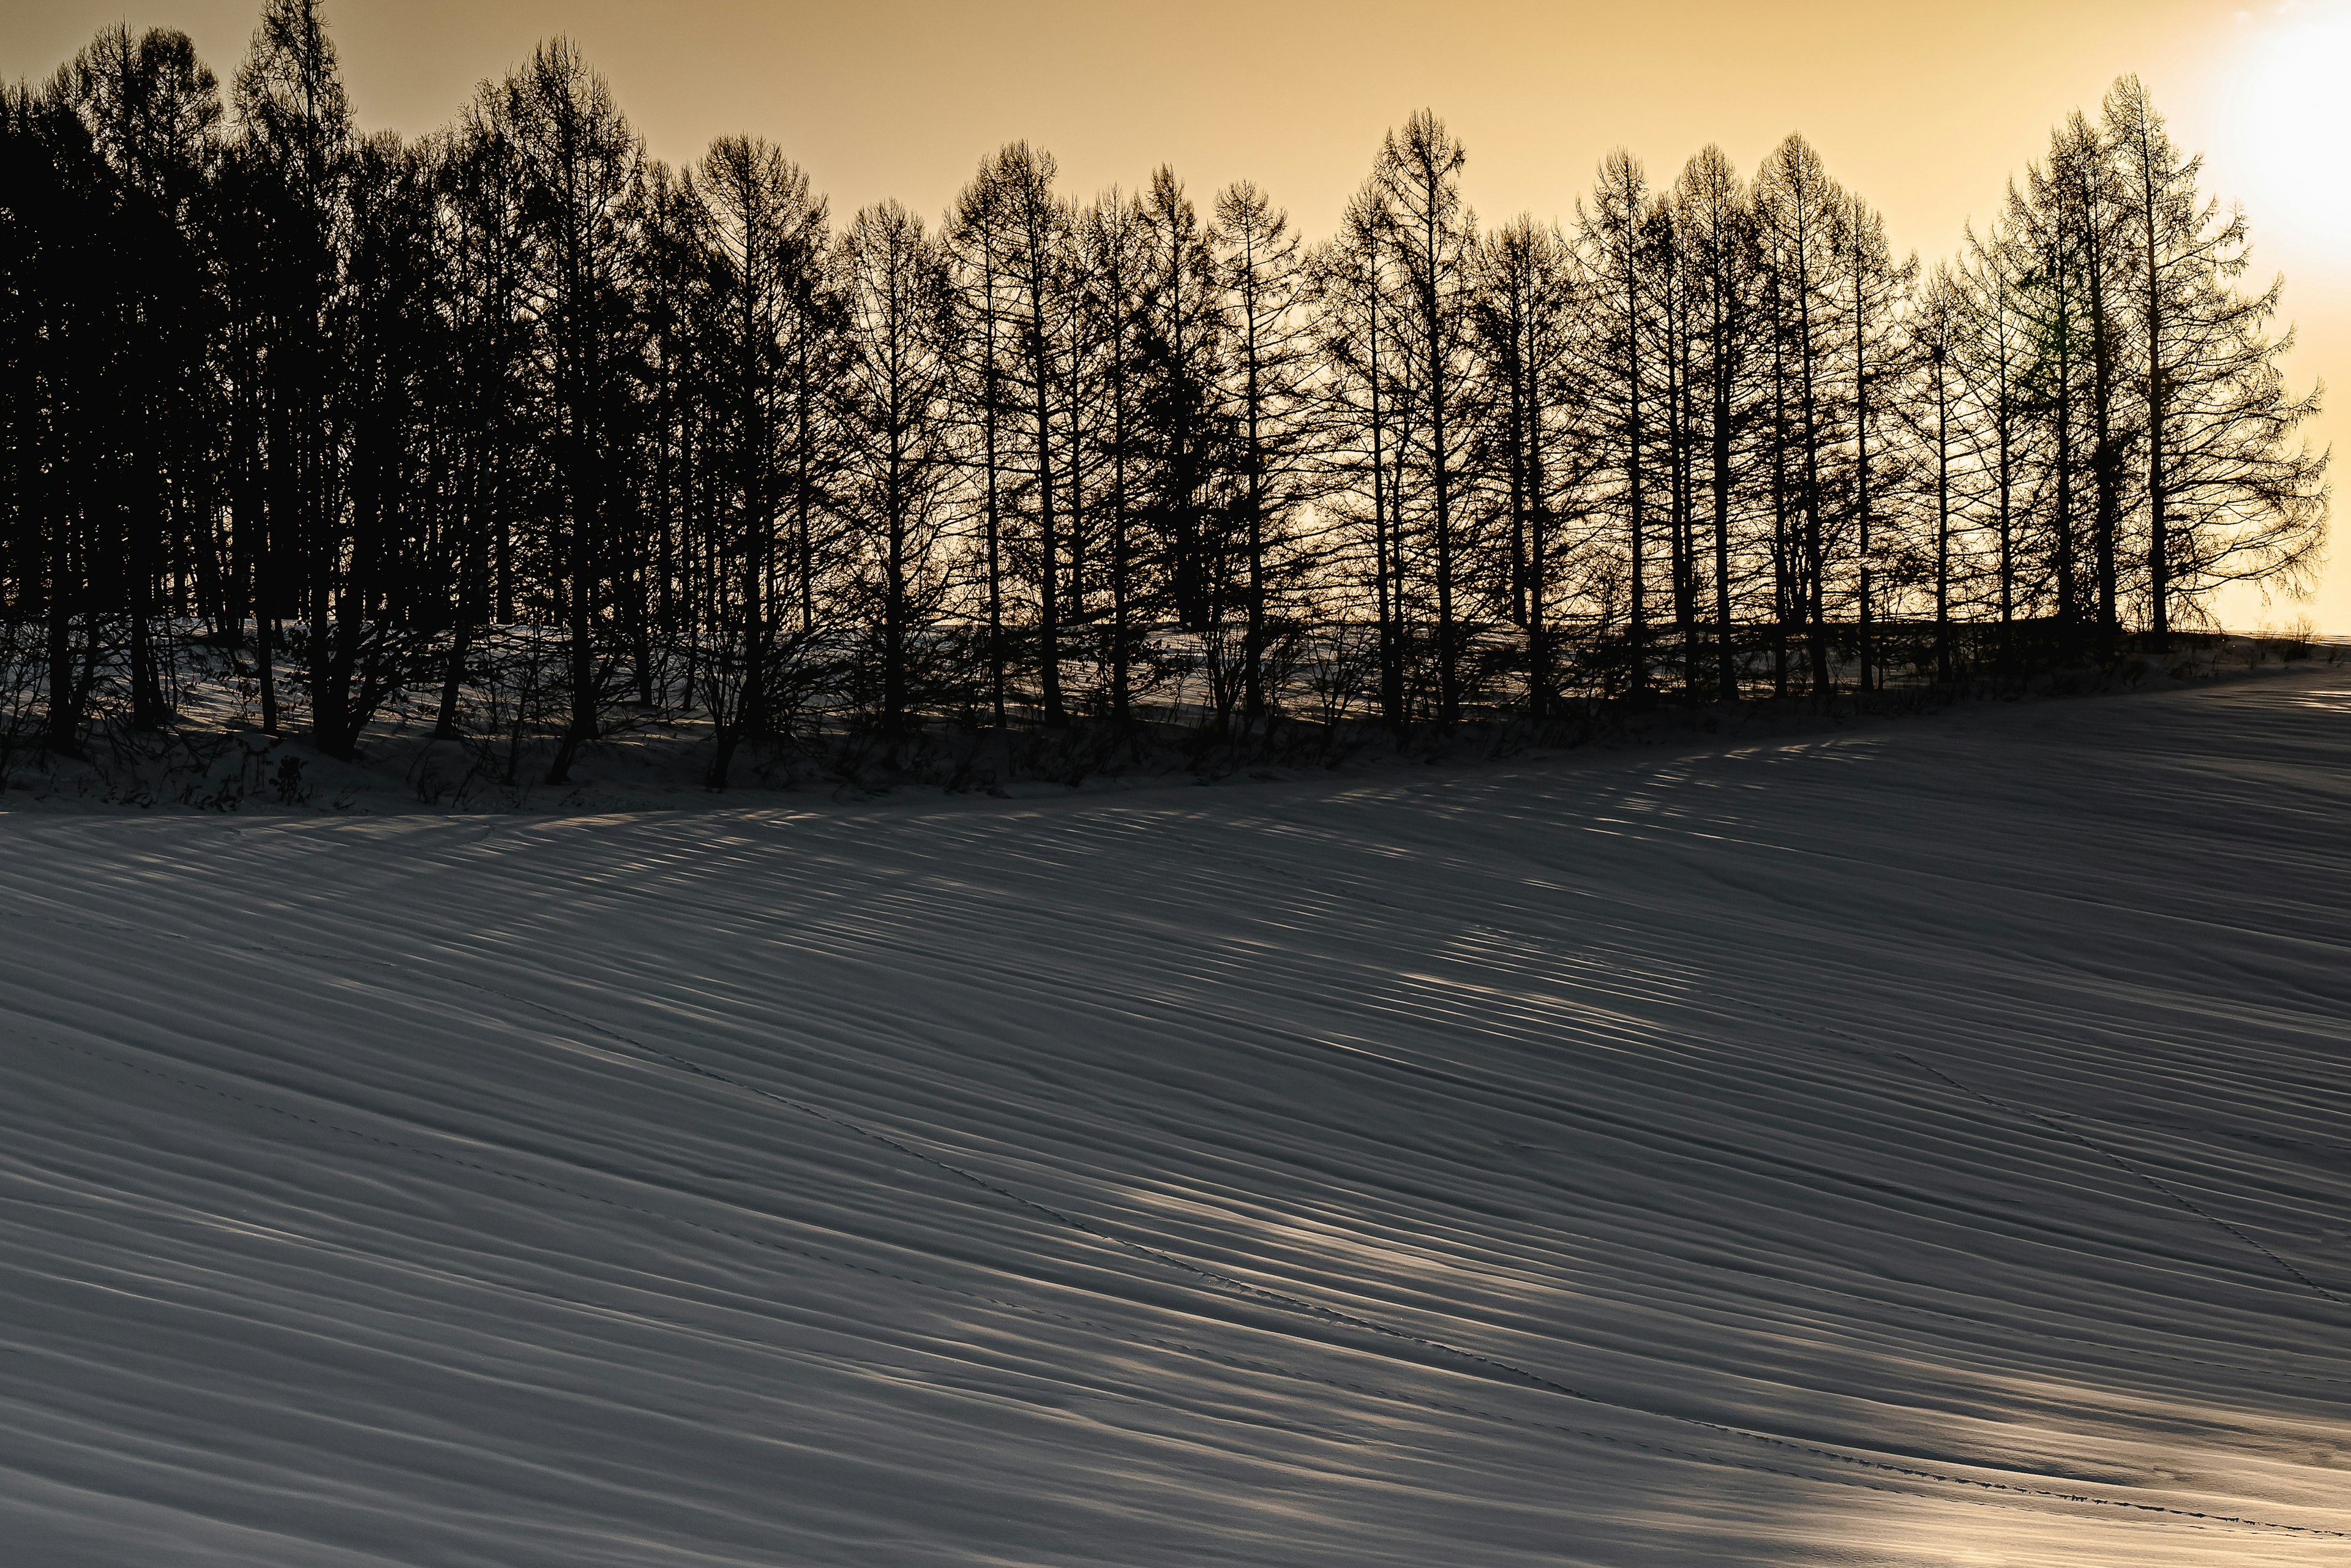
xmin=1 ymin=1 xmax=2328 ymax=783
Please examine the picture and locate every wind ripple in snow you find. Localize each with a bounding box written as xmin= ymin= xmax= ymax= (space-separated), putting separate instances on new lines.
xmin=2 ymin=673 xmax=2349 ymax=1565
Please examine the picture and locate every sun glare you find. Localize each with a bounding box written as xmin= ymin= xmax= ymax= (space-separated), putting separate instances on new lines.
xmin=2227 ymin=1 xmax=2351 ymax=246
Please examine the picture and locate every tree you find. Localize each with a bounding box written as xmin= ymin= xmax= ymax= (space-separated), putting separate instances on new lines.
xmin=2050 ymin=111 xmax=2133 ymax=656
xmin=308 ymin=128 xmax=445 ymax=760
xmin=498 ymin=38 xmax=643 ymax=783
xmin=1906 ymin=264 xmax=1965 ymax=681
xmin=2010 ymin=149 xmax=2091 ymax=658
xmin=432 ymin=102 xmax=532 ymax=737
xmin=234 ymin=0 xmax=354 ymax=743
xmin=1839 ymin=189 xmax=1915 ymax=691
xmin=986 ymin=143 xmax=1073 ymax=726
xmin=1212 ymin=179 xmax=1314 ymax=724
xmin=696 ymin=134 xmax=831 ymax=787
xmin=1673 ymin=145 xmax=1760 ymax=702
xmin=2106 ymin=75 xmax=2326 ymax=644
xmin=1472 ymin=215 xmax=1578 ymax=716
xmin=1375 ymin=111 xmax=1479 ymax=724
xmin=1312 ymin=186 xmax=1409 ymax=733
xmin=837 ymin=200 xmax=958 ymax=739
xmin=1754 ymin=134 xmax=1844 ymax=695
xmin=1954 ymin=216 xmax=2033 ymax=672
xmin=1136 ymin=167 xmax=1224 ymax=642
xmin=1577 ymin=149 xmax=1657 ymax=697
xmin=947 ymin=156 xmax=1014 ymax=726
xmin=5 ymin=81 xmax=121 ymax=754
xmin=57 ymin=25 xmax=223 ymax=731
xmin=1 ymin=21 xmax=2332 ymax=772
xmin=1073 ymin=188 xmax=1153 ymax=726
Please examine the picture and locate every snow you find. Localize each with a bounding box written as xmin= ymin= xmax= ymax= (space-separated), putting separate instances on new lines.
xmin=2 ymin=672 xmax=2348 ymax=1565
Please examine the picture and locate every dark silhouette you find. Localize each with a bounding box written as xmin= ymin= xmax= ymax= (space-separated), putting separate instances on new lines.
xmin=0 ymin=4 xmax=2329 ymax=780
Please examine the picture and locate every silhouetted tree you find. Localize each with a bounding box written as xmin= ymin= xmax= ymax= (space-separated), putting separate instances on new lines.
xmin=1673 ymin=146 xmax=1760 ymax=702
xmin=498 ymin=38 xmax=642 ymax=782
xmin=1755 ymin=135 xmax=1844 ymax=695
xmin=0 ymin=21 xmax=2330 ymax=773
xmin=1472 ymin=216 xmax=1579 ymax=717
xmin=1577 ymin=149 xmax=1658 ymax=698
xmin=837 ymin=200 xmax=958 ymax=739
xmin=1212 ymin=180 xmax=1314 ymax=725
xmin=2107 ymin=75 xmax=2326 ymax=645
xmin=696 ymin=134 xmax=831 ymax=786
xmin=1375 ymin=112 xmax=1479 ymax=724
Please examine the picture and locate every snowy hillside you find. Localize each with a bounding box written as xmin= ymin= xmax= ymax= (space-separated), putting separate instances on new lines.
xmin=3 ymin=673 xmax=2348 ymax=1566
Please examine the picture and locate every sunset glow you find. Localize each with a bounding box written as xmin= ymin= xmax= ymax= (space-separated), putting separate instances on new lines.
xmin=2226 ymin=1 xmax=2351 ymax=247
xmin=7 ymin=0 xmax=2339 ymax=626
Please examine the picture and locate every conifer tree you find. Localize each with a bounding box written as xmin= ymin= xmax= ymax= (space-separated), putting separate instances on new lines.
xmin=838 ymin=200 xmax=957 ymax=740
xmin=1374 ymin=113 xmax=1479 ymax=723
xmin=1472 ymin=216 xmax=1578 ymax=716
xmin=1673 ymin=146 xmax=1760 ymax=701
xmin=497 ymin=38 xmax=642 ymax=782
xmin=2106 ymin=75 xmax=2326 ymax=645
xmin=1212 ymin=180 xmax=1314 ymax=724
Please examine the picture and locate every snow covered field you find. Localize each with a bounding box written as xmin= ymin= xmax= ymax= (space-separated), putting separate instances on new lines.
xmin=3 ymin=672 xmax=2348 ymax=1566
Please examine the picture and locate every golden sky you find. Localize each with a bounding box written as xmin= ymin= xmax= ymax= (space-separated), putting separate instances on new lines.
xmin=7 ymin=0 xmax=2342 ymax=629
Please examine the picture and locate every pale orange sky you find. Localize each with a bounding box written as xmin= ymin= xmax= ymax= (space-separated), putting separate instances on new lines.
xmin=6 ymin=0 xmax=2341 ymax=628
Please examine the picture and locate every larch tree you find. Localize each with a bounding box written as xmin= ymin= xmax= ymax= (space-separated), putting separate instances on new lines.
xmin=2011 ymin=154 xmax=2088 ymax=656
xmin=1 ymin=22 xmax=2333 ymax=773
xmin=696 ymin=134 xmax=830 ymax=787
xmin=498 ymin=37 xmax=642 ymax=784
xmin=1373 ymin=111 xmax=1479 ymax=724
xmin=1472 ymin=215 xmax=1580 ymax=717
xmin=1673 ymin=145 xmax=1761 ymax=702
xmin=1311 ymin=184 xmax=1409 ymax=733
xmin=989 ymin=143 xmax=1073 ymax=726
xmin=2106 ymin=75 xmax=2327 ymax=644
xmin=1755 ymin=134 xmax=1845 ymax=696
xmin=2052 ymin=111 xmax=2134 ymax=655
xmin=1956 ymin=214 xmax=2033 ymax=669
xmin=837 ymin=200 xmax=958 ymax=741
xmin=1839 ymin=189 xmax=1914 ymax=692
xmin=1906 ymin=263 xmax=1965 ymax=681
xmin=432 ymin=102 xmax=531 ymax=736
xmin=1136 ymin=167 xmax=1224 ymax=640
xmin=1211 ymin=179 xmax=1315 ymax=726
xmin=947 ymin=155 xmax=1016 ymax=726
xmin=1073 ymin=188 xmax=1152 ymax=726
xmin=1577 ymin=149 xmax=1656 ymax=697
xmin=56 ymin=24 xmax=223 ymax=732
xmin=233 ymin=0 xmax=353 ymax=743
xmin=310 ymin=127 xmax=444 ymax=760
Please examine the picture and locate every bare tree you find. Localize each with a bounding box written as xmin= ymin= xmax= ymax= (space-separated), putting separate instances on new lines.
xmin=2107 ymin=75 xmax=2327 ymax=645
xmin=1473 ymin=216 xmax=1580 ymax=717
xmin=498 ymin=38 xmax=643 ymax=783
xmin=1754 ymin=135 xmax=1844 ymax=696
xmin=1374 ymin=111 xmax=1479 ymax=724
xmin=1312 ymin=186 xmax=1408 ymax=733
xmin=1955 ymin=216 xmax=2031 ymax=672
xmin=1074 ymin=189 xmax=1152 ymax=726
xmin=1840 ymin=190 xmax=1915 ymax=691
xmin=1577 ymin=149 xmax=1657 ymax=698
xmin=1212 ymin=179 xmax=1314 ymax=725
xmin=1673 ymin=146 xmax=1760 ymax=702
xmin=838 ymin=200 xmax=957 ymax=740
xmin=233 ymin=0 xmax=353 ymax=743
xmin=696 ymin=133 xmax=831 ymax=787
